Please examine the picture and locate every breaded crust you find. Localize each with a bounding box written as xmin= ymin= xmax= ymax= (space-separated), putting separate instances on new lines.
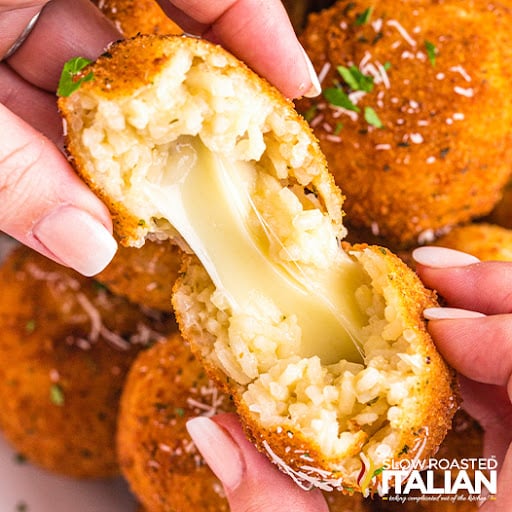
xmin=96 ymin=240 xmax=183 ymax=311
xmin=433 ymin=222 xmax=512 ymax=262
xmin=92 ymin=0 xmax=182 ymax=37
xmin=0 ymin=246 xmax=176 ymax=478
xmin=296 ymin=0 xmax=512 ymax=249
xmin=117 ymin=332 xmax=232 ymax=511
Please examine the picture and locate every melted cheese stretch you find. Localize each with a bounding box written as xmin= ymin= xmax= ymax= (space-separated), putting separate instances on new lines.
xmin=147 ymin=138 xmax=366 ymax=364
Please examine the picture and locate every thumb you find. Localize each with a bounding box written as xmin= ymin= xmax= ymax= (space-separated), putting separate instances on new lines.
xmin=0 ymin=104 xmax=117 ymax=276
xmin=186 ymin=413 xmax=328 ymax=512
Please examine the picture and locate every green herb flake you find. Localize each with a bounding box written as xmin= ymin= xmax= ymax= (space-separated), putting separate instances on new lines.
xmin=50 ymin=383 xmax=65 ymax=407
xmin=323 ymin=87 xmax=360 ymax=112
xmin=57 ymin=56 xmax=94 ymax=97
xmin=303 ymin=105 xmax=318 ymax=122
xmin=372 ymin=466 xmax=384 ymax=477
xmin=174 ymin=407 xmax=185 ymax=417
xmin=334 ymin=122 xmax=344 ymax=135
xmin=337 ymin=65 xmax=374 ymax=93
xmin=425 ymin=40 xmax=437 ymax=66
xmin=383 ymin=61 xmax=392 ymax=71
xmin=355 ymin=7 xmax=373 ymax=25
xmin=25 ymin=319 xmax=36 ymax=333
xmin=364 ymin=106 xmax=383 ymax=128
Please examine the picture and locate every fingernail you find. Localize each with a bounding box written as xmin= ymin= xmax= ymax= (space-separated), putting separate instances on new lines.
xmin=186 ymin=416 xmax=244 ymax=491
xmin=424 ymin=307 xmax=486 ymax=320
xmin=412 ymin=246 xmax=480 ymax=268
xmin=33 ymin=205 xmax=117 ymax=276
xmin=299 ymin=45 xmax=322 ymax=98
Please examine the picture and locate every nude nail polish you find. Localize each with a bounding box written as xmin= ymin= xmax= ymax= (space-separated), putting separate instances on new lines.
xmin=424 ymin=307 xmax=486 ymax=320
xmin=186 ymin=416 xmax=244 ymax=491
xmin=299 ymin=45 xmax=322 ymax=98
xmin=33 ymin=205 xmax=117 ymax=276
xmin=412 ymin=246 xmax=480 ymax=268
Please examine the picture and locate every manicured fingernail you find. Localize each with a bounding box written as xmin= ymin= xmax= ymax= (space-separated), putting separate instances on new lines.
xmin=299 ymin=45 xmax=322 ymax=98
xmin=412 ymin=246 xmax=480 ymax=268
xmin=33 ymin=205 xmax=117 ymax=276
xmin=424 ymin=307 xmax=486 ymax=320
xmin=186 ymin=416 xmax=244 ymax=491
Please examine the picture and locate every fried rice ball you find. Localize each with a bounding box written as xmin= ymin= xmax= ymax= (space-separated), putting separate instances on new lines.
xmin=485 ymin=179 xmax=512 ymax=229
xmin=117 ymin=332 xmax=232 ymax=512
xmin=96 ymin=240 xmax=184 ymax=311
xmin=433 ymin=223 xmax=512 ymax=262
xmin=0 ymin=245 xmax=176 ymax=478
xmin=59 ymin=34 xmax=458 ymax=494
xmin=92 ymin=0 xmax=182 ymax=37
xmin=296 ymin=0 xmax=512 ymax=249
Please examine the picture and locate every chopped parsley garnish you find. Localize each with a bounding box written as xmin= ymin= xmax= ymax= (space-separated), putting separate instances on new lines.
xmin=174 ymin=407 xmax=185 ymax=417
xmin=425 ymin=40 xmax=437 ymax=66
xmin=334 ymin=122 xmax=344 ymax=135
xmin=364 ymin=106 xmax=383 ymax=128
xmin=383 ymin=61 xmax=392 ymax=71
xmin=25 ymin=319 xmax=36 ymax=333
xmin=372 ymin=466 xmax=384 ymax=477
xmin=323 ymin=87 xmax=360 ymax=112
xmin=57 ymin=56 xmax=94 ymax=97
xmin=303 ymin=104 xmax=318 ymax=122
xmin=355 ymin=7 xmax=373 ymax=25
xmin=337 ymin=65 xmax=374 ymax=93
xmin=50 ymin=383 xmax=65 ymax=406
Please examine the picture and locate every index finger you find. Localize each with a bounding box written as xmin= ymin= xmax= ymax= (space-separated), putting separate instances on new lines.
xmin=156 ymin=0 xmax=320 ymax=99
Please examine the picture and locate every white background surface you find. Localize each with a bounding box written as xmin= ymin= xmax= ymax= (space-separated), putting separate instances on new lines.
xmin=0 ymin=432 xmax=137 ymax=512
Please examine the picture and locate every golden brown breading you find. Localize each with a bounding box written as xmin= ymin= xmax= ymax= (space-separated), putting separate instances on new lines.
xmin=296 ymin=0 xmax=512 ymax=249
xmin=117 ymin=332 xmax=233 ymax=512
xmin=59 ymin=34 xmax=457 ymax=494
xmin=371 ymin=410 xmax=482 ymax=512
xmin=96 ymin=240 xmax=183 ymax=311
xmin=433 ymin=223 xmax=512 ymax=262
xmin=92 ymin=0 xmax=182 ymax=37
xmin=0 ymin=246 xmax=177 ymax=478
xmin=485 ymin=180 xmax=512 ymax=229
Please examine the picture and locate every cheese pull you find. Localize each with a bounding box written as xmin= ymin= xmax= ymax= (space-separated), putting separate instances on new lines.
xmin=146 ymin=137 xmax=366 ymax=364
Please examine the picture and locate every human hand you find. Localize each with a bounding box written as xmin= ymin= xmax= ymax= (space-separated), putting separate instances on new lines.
xmin=0 ymin=0 xmax=320 ymax=276
xmin=187 ymin=413 xmax=329 ymax=512
xmin=413 ymin=246 xmax=512 ymax=512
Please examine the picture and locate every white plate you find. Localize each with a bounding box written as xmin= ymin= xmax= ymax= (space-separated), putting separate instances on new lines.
xmin=0 ymin=432 xmax=138 ymax=512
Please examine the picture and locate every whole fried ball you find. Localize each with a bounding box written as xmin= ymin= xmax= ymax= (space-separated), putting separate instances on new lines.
xmin=485 ymin=180 xmax=512 ymax=230
xmin=92 ymin=0 xmax=182 ymax=37
xmin=96 ymin=240 xmax=183 ymax=311
xmin=296 ymin=0 xmax=512 ymax=249
xmin=117 ymin=332 xmax=233 ymax=511
xmin=0 ymin=246 xmax=177 ymax=478
xmin=434 ymin=223 xmax=512 ymax=262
